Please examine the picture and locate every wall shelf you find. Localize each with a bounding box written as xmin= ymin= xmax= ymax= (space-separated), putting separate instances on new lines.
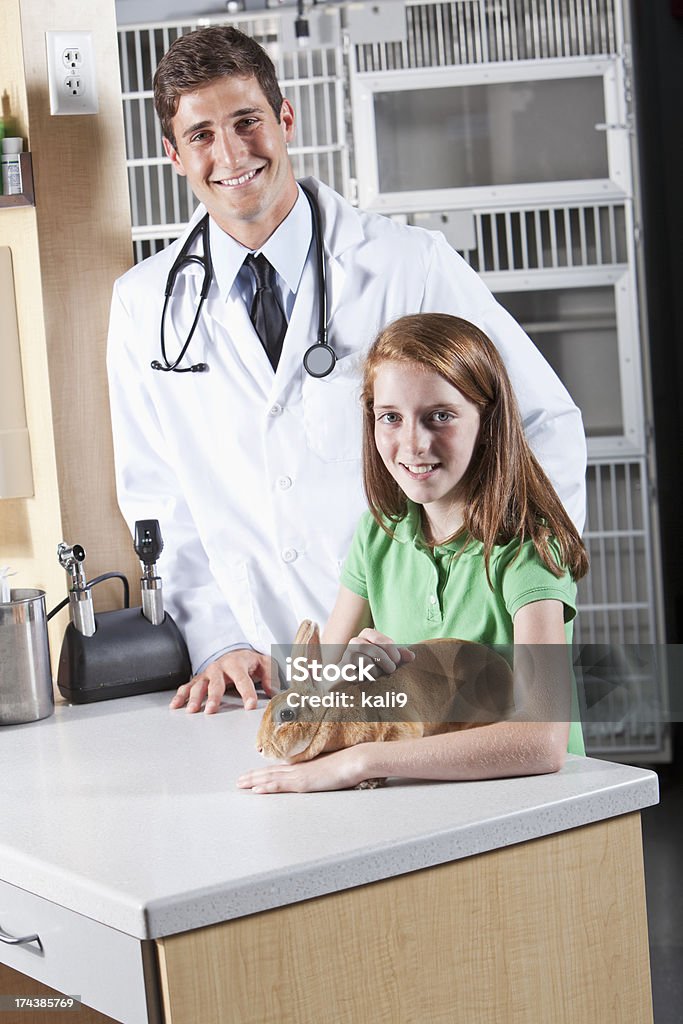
xmin=0 ymin=152 xmax=34 ymax=208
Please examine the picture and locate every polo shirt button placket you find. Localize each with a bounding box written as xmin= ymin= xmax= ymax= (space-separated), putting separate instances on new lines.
xmin=427 ymin=557 xmax=441 ymax=620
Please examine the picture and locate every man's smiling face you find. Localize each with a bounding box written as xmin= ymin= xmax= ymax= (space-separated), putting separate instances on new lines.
xmin=164 ymin=74 xmax=298 ymax=249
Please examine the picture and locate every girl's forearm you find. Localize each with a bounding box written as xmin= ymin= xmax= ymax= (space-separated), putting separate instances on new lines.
xmin=355 ymin=720 xmax=570 ymax=783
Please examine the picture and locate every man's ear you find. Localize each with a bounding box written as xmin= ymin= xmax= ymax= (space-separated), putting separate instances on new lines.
xmin=163 ymin=136 xmax=187 ymax=176
xmin=280 ymin=99 xmax=295 ymax=144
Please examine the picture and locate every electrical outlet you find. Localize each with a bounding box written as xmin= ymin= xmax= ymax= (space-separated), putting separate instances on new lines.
xmin=64 ymin=76 xmax=84 ymax=97
xmin=63 ymin=48 xmax=83 ymax=69
xmin=46 ymin=31 xmax=99 ymax=116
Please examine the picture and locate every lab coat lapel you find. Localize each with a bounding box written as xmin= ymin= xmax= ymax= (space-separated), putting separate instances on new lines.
xmin=172 ymin=205 xmax=272 ymax=395
xmin=267 ymin=182 xmax=368 ymax=398
xmin=270 ymin=203 xmax=353 ymax=396
xmin=204 ymin=290 xmax=275 ymax=396
xmin=327 ymin=256 xmax=347 ymax=323
xmin=269 ymin=247 xmax=317 ymax=398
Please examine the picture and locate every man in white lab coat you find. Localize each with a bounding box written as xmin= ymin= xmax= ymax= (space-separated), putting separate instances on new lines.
xmin=107 ymin=25 xmax=586 ymax=714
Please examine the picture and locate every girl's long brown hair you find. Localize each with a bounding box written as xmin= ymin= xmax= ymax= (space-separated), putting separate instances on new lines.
xmin=361 ymin=314 xmax=589 ymax=583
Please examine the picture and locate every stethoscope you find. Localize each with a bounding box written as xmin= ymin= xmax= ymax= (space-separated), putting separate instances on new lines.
xmin=151 ymin=181 xmax=336 ymax=378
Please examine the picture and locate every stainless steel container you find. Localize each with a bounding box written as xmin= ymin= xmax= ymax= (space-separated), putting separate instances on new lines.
xmin=0 ymin=588 xmax=54 ymax=725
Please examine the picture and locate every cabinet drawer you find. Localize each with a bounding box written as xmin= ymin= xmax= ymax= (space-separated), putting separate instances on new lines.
xmin=0 ymin=877 xmax=154 ymax=1023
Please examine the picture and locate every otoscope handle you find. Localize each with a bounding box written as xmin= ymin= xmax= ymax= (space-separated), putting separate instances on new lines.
xmin=141 ymin=579 xmax=164 ymax=626
xmin=134 ymin=520 xmax=165 ymax=625
xmin=69 ymin=590 xmax=96 ymax=638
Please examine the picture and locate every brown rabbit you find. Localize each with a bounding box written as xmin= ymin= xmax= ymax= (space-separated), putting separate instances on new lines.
xmin=256 ymin=621 xmax=515 ymax=787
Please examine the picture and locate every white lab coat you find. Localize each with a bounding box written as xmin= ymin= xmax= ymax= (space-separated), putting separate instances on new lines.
xmin=107 ymin=177 xmax=586 ymax=670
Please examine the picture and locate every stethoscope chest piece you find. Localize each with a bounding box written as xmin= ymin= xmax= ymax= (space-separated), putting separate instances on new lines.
xmin=303 ymin=343 xmax=336 ymax=379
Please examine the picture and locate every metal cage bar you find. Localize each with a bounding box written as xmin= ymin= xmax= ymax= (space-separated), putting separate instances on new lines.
xmin=354 ymin=0 xmax=620 ymax=72
xmin=405 ymin=202 xmax=628 ymax=272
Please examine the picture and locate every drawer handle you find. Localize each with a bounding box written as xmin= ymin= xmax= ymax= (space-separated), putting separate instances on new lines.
xmin=0 ymin=923 xmax=43 ymax=951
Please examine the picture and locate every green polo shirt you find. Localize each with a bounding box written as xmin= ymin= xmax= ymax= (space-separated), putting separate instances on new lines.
xmin=341 ymin=504 xmax=584 ymax=755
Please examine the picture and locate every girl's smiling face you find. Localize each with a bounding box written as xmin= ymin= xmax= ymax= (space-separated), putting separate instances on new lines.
xmin=372 ymin=360 xmax=482 ymax=539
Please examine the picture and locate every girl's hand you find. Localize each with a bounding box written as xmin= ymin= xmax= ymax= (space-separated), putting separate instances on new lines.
xmin=237 ymin=747 xmax=369 ymax=794
xmin=338 ymin=628 xmax=415 ymax=679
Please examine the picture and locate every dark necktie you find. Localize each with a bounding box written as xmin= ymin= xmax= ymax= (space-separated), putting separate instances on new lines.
xmin=245 ymin=253 xmax=287 ymax=371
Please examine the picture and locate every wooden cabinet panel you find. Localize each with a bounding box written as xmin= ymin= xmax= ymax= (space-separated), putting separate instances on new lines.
xmin=156 ymin=813 xmax=653 ymax=1024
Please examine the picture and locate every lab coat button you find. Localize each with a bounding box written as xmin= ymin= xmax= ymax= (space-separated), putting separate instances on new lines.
xmin=282 ymin=548 xmax=298 ymax=563
xmin=269 ymin=403 xmax=283 ymax=417
xmin=429 ymin=595 xmax=437 ymax=605
xmin=277 ymin=476 xmax=292 ymax=490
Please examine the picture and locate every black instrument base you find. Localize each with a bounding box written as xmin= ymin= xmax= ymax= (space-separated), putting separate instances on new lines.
xmin=57 ymin=606 xmax=191 ymax=704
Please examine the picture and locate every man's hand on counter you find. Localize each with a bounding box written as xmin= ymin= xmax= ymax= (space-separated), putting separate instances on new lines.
xmin=170 ymin=650 xmax=278 ymax=714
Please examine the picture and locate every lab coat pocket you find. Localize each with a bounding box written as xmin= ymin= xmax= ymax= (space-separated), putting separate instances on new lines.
xmin=301 ymin=352 xmax=364 ymax=463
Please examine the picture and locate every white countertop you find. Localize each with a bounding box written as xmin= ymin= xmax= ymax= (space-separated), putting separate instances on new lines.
xmin=0 ymin=692 xmax=658 ymax=940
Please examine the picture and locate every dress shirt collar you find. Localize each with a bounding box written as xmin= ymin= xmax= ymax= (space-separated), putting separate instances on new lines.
xmin=208 ymin=184 xmax=312 ymax=301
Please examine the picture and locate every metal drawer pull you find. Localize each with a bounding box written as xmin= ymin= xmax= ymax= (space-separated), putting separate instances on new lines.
xmin=0 ymin=922 xmax=43 ymax=951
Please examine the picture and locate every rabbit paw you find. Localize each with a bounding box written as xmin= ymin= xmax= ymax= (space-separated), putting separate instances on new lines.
xmin=354 ymin=777 xmax=387 ymax=790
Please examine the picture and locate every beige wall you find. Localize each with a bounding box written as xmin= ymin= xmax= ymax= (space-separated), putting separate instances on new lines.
xmin=0 ymin=0 xmax=139 ymax=675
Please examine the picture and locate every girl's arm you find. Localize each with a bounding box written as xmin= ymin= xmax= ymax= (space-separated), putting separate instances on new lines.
xmin=322 ymin=586 xmax=416 ymax=676
xmin=353 ymin=599 xmax=571 ymax=784
xmin=321 ymin=585 xmax=373 ymax=645
xmin=238 ymin=599 xmax=571 ymax=793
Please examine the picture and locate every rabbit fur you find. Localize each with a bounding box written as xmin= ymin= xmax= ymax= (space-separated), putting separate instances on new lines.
xmin=256 ymin=621 xmax=514 ymax=786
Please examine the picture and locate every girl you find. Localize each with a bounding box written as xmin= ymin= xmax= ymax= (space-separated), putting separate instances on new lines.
xmin=238 ymin=314 xmax=589 ymax=793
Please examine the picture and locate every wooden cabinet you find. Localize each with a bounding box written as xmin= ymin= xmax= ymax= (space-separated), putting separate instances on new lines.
xmin=0 ymin=813 xmax=654 ymax=1024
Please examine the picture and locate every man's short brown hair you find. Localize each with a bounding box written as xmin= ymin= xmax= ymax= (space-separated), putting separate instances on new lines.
xmin=153 ymin=25 xmax=284 ymax=148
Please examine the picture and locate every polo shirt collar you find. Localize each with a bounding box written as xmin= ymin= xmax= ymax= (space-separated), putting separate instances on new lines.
xmin=392 ymin=502 xmax=470 ymax=553
xmin=391 ymin=502 xmax=423 ymax=545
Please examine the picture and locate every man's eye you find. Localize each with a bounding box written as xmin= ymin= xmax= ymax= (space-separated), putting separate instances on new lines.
xmin=190 ymin=131 xmax=211 ymax=143
xmin=237 ymin=118 xmax=259 ymax=130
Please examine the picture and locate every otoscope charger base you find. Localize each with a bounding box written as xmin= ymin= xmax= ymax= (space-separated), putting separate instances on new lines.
xmin=57 ymin=606 xmax=191 ymax=703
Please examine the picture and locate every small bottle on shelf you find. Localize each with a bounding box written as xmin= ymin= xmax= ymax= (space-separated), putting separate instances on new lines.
xmin=1 ymin=137 xmax=24 ymax=195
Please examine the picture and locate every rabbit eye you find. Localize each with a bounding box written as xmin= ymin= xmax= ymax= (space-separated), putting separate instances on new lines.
xmin=279 ymin=707 xmax=296 ymax=723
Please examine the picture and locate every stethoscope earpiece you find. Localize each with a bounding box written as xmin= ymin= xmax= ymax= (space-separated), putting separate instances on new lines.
xmin=151 ymin=359 xmax=207 ymax=373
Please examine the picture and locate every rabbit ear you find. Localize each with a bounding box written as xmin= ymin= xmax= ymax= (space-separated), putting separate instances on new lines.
xmin=292 ymin=620 xmax=322 ymax=664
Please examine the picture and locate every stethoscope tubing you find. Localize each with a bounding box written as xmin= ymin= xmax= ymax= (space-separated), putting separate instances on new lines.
xmin=152 ymin=181 xmax=334 ymax=377
xmin=153 ymin=214 xmax=213 ymax=373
